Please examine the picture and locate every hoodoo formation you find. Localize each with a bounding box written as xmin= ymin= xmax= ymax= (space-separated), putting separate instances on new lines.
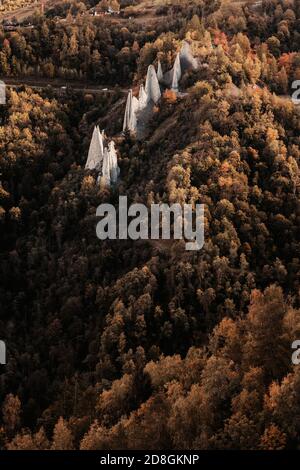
xmin=171 ymin=53 xmax=182 ymax=91
xmin=180 ymin=41 xmax=198 ymax=71
xmin=86 ymin=41 xmax=198 ymax=184
xmin=145 ymin=64 xmax=162 ymax=104
xmin=86 ymin=127 xmax=120 ymax=187
xmin=138 ymin=84 xmax=148 ymax=111
xmin=157 ymin=60 xmax=164 ymax=83
xmin=163 ymin=41 xmax=197 ymax=89
xmin=123 ymin=64 xmax=161 ymax=135
xmin=85 ymin=126 xmax=104 ymax=171
xmin=122 ymin=41 xmax=198 ymax=137
xmin=123 ymin=89 xmax=139 ymax=133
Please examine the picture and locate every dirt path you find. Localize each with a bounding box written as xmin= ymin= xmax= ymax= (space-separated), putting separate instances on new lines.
xmin=0 ymin=0 xmax=78 ymax=22
xmin=0 ymin=0 xmax=56 ymax=21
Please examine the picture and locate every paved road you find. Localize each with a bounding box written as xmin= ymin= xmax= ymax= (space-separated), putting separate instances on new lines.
xmin=2 ymin=76 xmax=127 ymax=95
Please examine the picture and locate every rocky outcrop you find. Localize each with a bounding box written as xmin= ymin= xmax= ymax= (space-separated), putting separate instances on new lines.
xmin=145 ymin=64 xmax=161 ymax=104
xmin=163 ymin=41 xmax=198 ymax=91
xmin=87 ymin=40 xmax=200 ymax=185
xmin=123 ymin=65 xmax=162 ymax=138
xmin=98 ymin=140 xmax=120 ymax=187
xmin=100 ymin=147 xmax=111 ymax=185
xmin=122 ymin=41 xmax=198 ymax=139
xmin=157 ymin=60 xmax=164 ymax=83
xmin=123 ymin=89 xmax=139 ymax=133
xmin=85 ymin=126 xmax=104 ymax=170
xmin=180 ymin=41 xmax=198 ymax=71
xmin=163 ymin=53 xmax=181 ymax=90
xmin=171 ymin=53 xmax=182 ymax=91
xmin=138 ymin=84 xmax=148 ymax=111
xmin=107 ymin=140 xmax=120 ymax=184
xmin=86 ymin=127 xmax=120 ymax=186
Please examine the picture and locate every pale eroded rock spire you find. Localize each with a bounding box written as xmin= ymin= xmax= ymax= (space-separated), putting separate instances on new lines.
xmin=157 ymin=60 xmax=164 ymax=83
xmin=171 ymin=53 xmax=182 ymax=91
xmin=101 ymin=147 xmax=111 ymax=186
xmin=97 ymin=140 xmax=120 ymax=187
xmin=85 ymin=126 xmax=104 ymax=170
xmin=123 ymin=90 xmax=133 ymax=132
xmin=123 ymin=89 xmax=139 ymax=133
xmin=145 ymin=65 xmax=161 ymax=104
xmin=86 ymin=127 xmax=120 ymax=187
xmin=180 ymin=41 xmax=198 ymax=71
xmin=108 ymin=140 xmax=120 ymax=184
xmin=138 ymin=84 xmax=148 ymax=111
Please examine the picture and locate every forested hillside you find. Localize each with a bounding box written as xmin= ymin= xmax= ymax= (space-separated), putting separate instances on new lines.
xmin=0 ymin=0 xmax=300 ymax=450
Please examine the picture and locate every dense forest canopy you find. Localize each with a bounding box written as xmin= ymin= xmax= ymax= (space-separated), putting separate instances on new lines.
xmin=0 ymin=0 xmax=300 ymax=450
